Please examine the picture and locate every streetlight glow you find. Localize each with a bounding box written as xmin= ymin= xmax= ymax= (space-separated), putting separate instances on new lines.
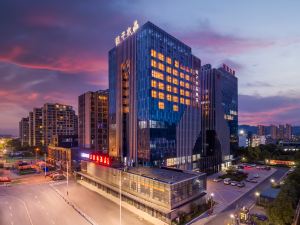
xmin=210 ymin=193 xmax=214 ymax=197
xmin=255 ymin=191 xmax=260 ymax=197
xmin=270 ymin=178 xmax=275 ymax=183
xmin=230 ymin=214 xmax=234 ymax=219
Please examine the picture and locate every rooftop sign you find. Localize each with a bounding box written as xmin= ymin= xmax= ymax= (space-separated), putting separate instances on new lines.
xmin=115 ymin=20 xmax=139 ymax=46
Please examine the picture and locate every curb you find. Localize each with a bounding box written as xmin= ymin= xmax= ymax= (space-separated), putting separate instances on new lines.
xmin=49 ymin=183 xmax=98 ymax=225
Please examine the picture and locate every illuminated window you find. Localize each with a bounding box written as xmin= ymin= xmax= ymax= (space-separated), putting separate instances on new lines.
xmin=173 ymin=96 xmax=178 ymax=102
xmin=185 ymin=83 xmax=190 ymax=89
xmin=151 ymin=59 xmax=157 ymax=68
xmin=166 ymin=85 xmax=172 ymax=92
xmin=158 ymin=63 xmax=165 ymax=71
xmin=158 ymin=53 xmax=165 ymax=61
xmin=180 ymin=98 xmax=185 ymax=104
xmin=186 ymin=99 xmax=191 ymax=105
xmin=158 ymin=92 xmax=165 ymax=99
xmin=175 ymin=60 xmax=179 ymax=68
xmin=151 ymin=49 xmax=157 ymax=58
xmin=173 ymin=78 xmax=178 ymax=85
xmin=180 ymin=81 xmax=185 ymax=87
xmin=173 ymin=86 xmax=178 ymax=94
xmin=158 ymin=101 xmax=165 ymax=109
xmin=151 ymin=90 xmax=157 ymax=98
xmin=166 ymin=76 xmax=172 ymax=83
xmin=151 ymin=80 xmax=157 ymax=88
xmin=180 ymin=89 xmax=184 ymax=96
xmin=166 ymin=57 xmax=172 ymax=64
xmin=152 ymin=70 xmax=164 ymax=80
xmin=185 ymin=67 xmax=190 ymax=73
xmin=185 ymin=75 xmax=190 ymax=81
xmin=173 ymin=69 xmax=178 ymax=76
xmin=167 ymin=94 xmax=172 ymax=101
xmin=173 ymin=105 xmax=178 ymax=111
xmin=166 ymin=66 xmax=172 ymax=74
xmin=158 ymin=82 xmax=164 ymax=90
xmin=185 ymin=91 xmax=190 ymax=97
xmin=180 ymin=72 xmax=185 ymax=79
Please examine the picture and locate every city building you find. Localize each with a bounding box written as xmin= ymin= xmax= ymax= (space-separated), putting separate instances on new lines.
xmin=217 ymin=64 xmax=238 ymax=153
xmin=77 ymin=158 xmax=206 ymax=225
xmin=109 ymin=21 xmax=202 ymax=170
xmin=200 ymin=64 xmax=234 ymax=172
xmin=32 ymin=108 xmax=43 ymax=146
xmin=19 ymin=117 xmax=29 ymax=146
xmin=278 ymin=124 xmax=285 ymax=140
xmin=257 ymin=125 xmax=266 ymax=136
xmin=250 ymin=135 xmax=266 ymax=147
xmin=42 ymin=103 xmax=78 ymax=146
xmin=78 ymin=90 xmax=109 ymax=152
xmin=28 ymin=112 xmax=34 ymax=146
xmin=270 ymin=124 xmax=278 ymax=140
xmin=285 ymin=124 xmax=292 ymax=140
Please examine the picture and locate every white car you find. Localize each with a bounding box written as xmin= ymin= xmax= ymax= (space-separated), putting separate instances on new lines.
xmin=253 ymin=174 xmax=259 ymax=178
xmin=224 ymin=178 xmax=231 ymax=185
xmin=213 ymin=178 xmax=222 ymax=182
xmin=230 ymin=181 xmax=238 ymax=186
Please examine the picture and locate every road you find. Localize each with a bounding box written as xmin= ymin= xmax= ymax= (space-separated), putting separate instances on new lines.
xmin=0 ymin=183 xmax=88 ymax=225
xmin=203 ymin=167 xmax=288 ymax=225
xmin=0 ymin=178 xmax=153 ymax=225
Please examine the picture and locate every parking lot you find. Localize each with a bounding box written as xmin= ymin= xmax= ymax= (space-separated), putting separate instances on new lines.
xmin=207 ymin=165 xmax=277 ymax=211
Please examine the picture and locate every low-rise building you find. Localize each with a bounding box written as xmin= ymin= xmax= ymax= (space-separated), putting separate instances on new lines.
xmin=77 ymin=160 xmax=206 ymax=225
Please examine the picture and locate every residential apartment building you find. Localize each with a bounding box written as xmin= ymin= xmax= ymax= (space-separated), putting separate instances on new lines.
xmin=78 ymin=90 xmax=109 ymax=152
xmin=19 ymin=117 xmax=29 ymax=146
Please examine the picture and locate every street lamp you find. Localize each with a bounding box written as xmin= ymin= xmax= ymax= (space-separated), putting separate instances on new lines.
xmin=255 ymin=191 xmax=260 ymax=205
xmin=230 ymin=214 xmax=235 ymax=225
xmin=270 ymin=178 xmax=275 ymax=183
xmin=35 ymin=147 xmax=40 ymax=164
xmin=210 ymin=193 xmax=214 ymax=209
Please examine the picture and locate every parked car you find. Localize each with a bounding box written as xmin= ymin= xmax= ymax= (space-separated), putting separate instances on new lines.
xmin=252 ymin=214 xmax=268 ymax=221
xmin=230 ymin=181 xmax=238 ymax=186
xmin=213 ymin=178 xmax=222 ymax=182
xmin=253 ymin=174 xmax=259 ymax=178
xmin=224 ymin=178 xmax=231 ymax=185
xmin=52 ymin=174 xmax=65 ymax=181
xmin=237 ymin=182 xmax=245 ymax=188
xmin=246 ymin=178 xmax=258 ymax=183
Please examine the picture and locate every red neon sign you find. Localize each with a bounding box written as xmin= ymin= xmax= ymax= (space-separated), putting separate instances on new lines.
xmin=88 ymin=153 xmax=111 ymax=166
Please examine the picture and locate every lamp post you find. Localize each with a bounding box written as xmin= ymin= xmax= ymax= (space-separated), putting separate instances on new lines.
xmin=255 ymin=191 xmax=260 ymax=205
xmin=119 ymin=170 xmax=122 ymax=225
xmin=230 ymin=213 xmax=235 ymax=225
xmin=210 ymin=193 xmax=214 ymax=210
xmin=44 ymin=153 xmax=47 ymax=178
xmin=66 ymin=161 xmax=69 ymax=196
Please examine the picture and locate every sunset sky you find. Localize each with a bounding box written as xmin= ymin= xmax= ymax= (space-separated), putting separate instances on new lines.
xmin=1 ymin=0 xmax=300 ymax=135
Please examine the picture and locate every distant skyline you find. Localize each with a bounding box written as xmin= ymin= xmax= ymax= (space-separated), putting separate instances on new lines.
xmin=1 ymin=0 xmax=300 ymax=135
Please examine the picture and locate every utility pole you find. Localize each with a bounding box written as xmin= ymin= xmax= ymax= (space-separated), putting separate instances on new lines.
xmin=67 ymin=161 xmax=69 ymax=196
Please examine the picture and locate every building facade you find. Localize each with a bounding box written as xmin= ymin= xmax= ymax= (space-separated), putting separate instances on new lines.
xmin=19 ymin=117 xmax=29 ymax=147
xmin=32 ymin=108 xmax=43 ymax=146
xmin=217 ymin=64 xmax=238 ymax=153
xmin=42 ymin=103 xmax=78 ymax=146
xmin=270 ymin=124 xmax=278 ymax=140
xmin=109 ymin=21 xmax=202 ymax=169
xmin=258 ymin=125 xmax=266 ymax=136
xmin=78 ymin=90 xmax=109 ymax=152
xmin=78 ymin=161 xmax=206 ymax=224
xmin=200 ymin=64 xmax=230 ymax=173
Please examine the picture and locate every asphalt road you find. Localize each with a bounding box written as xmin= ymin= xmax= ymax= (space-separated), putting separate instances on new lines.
xmin=0 ymin=179 xmax=153 ymax=225
xmin=0 ymin=183 xmax=88 ymax=225
xmin=204 ymin=167 xmax=288 ymax=225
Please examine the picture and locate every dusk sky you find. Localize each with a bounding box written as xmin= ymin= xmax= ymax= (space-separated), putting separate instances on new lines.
xmin=1 ymin=0 xmax=300 ymax=135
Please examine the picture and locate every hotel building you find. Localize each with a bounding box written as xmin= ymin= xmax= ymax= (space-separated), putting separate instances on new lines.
xmin=78 ymin=90 xmax=109 ymax=152
xmin=109 ymin=21 xmax=202 ymax=170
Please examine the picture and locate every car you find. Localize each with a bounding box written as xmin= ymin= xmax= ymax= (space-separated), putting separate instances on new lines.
xmin=230 ymin=181 xmax=238 ymax=186
xmin=52 ymin=174 xmax=65 ymax=181
xmin=253 ymin=214 xmax=268 ymax=221
xmin=246 ymin=178 xmax=258 ymax=183
xmin=224 ymin=178 xmax=231 ymax=185
xmin=237 ymin=182 xmax=245 ymax=187
xmin=213 ymin=178 xmax=222 ymax=182
xmin=250 ymin=164 xmax=256 ymax=167
xmin=253 ymin=174 xmax=259 ymax=178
